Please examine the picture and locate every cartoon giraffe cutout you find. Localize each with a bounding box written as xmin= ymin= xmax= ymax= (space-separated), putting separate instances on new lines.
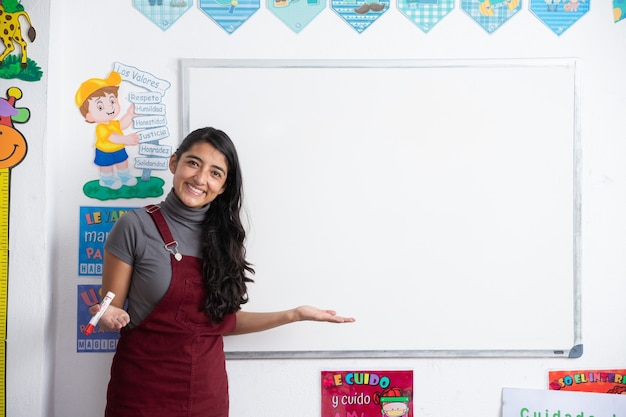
xmin=0 ymin=0 xmax=37 ymax=69
xmin=0 ymin=86 xmax=30 ymax=414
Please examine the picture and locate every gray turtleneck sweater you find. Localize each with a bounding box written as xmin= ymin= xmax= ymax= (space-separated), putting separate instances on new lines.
xmin=105 ymin=189 xmax=210 ymax=328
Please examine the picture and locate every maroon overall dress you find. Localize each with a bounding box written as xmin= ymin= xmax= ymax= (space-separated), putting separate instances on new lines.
xmin=105 ymin=206 xmax=236 ymax=417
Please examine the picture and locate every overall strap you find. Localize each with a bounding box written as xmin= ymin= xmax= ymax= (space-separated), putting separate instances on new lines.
xmin=145 ymin=204 xmax=183 ymax=261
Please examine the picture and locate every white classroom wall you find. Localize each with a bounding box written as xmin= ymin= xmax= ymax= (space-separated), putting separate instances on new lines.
xmin=5 ymin=0 xmax=625 ymax=416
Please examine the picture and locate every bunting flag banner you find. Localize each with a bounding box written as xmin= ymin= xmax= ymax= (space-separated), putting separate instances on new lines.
xmin=397 ymin=0 xmax=454 ymax=33
xmin=461 ymin=0 xmax=522 ymax=34
xmin=530 ymin=0 xmax=590 ymax=35
xmin=331 ymin=0 xmax=390 ymax=33
xmin=198 ymin=0 xmax=260 ymax=33
xmin=267 ymin=0 xmax=326 ymax=33
xmin=132 ymin=0 xmax=193 ymax=31
xmin=615 ymin=0 xmax=625 ymax=22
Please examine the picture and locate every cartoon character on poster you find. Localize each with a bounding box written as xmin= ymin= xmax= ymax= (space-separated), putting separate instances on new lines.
xmin=75 ymin=71 xmax=140 ymax=191
xmin=75 ymin=64 xmax=171 ymax=201
xmin=0 ymin=0 xmax=42 ymax=81
xmin=374 ymin=388 xmax=412 ymax=417
xmin=321 ymin=371 xmax=414 ymax=417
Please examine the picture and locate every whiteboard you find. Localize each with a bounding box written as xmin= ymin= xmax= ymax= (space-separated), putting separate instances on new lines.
xmin=181 ymin=59 xmax=582 ymax=358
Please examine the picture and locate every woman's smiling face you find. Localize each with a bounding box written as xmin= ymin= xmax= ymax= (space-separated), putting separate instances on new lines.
xmin=169 ymin=141 xmax=228 ymax=209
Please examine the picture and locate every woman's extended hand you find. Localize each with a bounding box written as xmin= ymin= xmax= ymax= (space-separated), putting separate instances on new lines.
xmin=294 ymin=305 xmax=356 ymax=323
xmin=230 ymin=306 xmax=355 ymax=335
xmin=88 ymin=304 xmax=131 ymax=331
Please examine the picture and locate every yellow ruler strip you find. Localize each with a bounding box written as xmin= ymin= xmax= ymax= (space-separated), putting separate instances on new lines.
xmin=0 ymin=169 xmax=7 ymax=251
xmin=0 ymin=341 xmax=3 ymax=416
xmin=0 ymin=168 xmax=10 ymax=416
xmin=0 ymin=251 xmax=6 ymax=341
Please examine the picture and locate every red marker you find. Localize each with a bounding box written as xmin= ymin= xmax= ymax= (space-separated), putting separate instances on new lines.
xmin=84 ymin=291 xmax=115 ymax=336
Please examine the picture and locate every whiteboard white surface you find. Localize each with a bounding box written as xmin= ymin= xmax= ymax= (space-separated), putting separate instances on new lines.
xmin=182 ymin=59 xmax=581 ymax=358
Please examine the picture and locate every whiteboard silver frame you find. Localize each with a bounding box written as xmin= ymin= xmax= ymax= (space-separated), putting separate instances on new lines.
xmin=180 ymin=58 xmax=582 ymax=359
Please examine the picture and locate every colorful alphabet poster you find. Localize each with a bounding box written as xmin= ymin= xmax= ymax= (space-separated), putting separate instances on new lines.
xmin=321 ymin=370 xmax=413 ymax=417
xmin=461 ymin=0 xmax=521 ymax=34
xmin=77 ymin=285 xmax=120 ymax=353
xmin=530 ymin=0 xmax=590 ymax=35
xmin=397 ymin=0 xmax=454 ymax=33
xmin=549 ymin=369 xmax=626 ymax=394
xmin=78 ymin=206 xmax=137 ymax=276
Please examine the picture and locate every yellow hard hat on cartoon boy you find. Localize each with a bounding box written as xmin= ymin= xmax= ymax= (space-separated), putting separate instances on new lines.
xmin=75 ymin=71 xmax=122 ymax=107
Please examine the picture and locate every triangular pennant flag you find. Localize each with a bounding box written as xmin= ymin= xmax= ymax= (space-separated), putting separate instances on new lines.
xmin=198 ymin=0 xmax=260 ymax=33
xmin=461 ymin=0 xmax=522 ymax=34
xmin=530 ymin=0 xmax=590 ymax=35
xmin=331 ymin=0 xmax=389 ymax=33
xmin=397 ymin=0 xmax=454 ymax=33
xmin=267 ymin=0 xmax=326 ymax=33
xmin=133 ymin=0 xmax=193 ymax=31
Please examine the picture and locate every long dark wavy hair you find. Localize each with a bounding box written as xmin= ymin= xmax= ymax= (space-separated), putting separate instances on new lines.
xmin=175 ymin=127 xmax=255 ymax=323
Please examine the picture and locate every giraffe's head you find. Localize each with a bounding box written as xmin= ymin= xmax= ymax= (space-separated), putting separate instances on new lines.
xmin=0 ymin=126 xmax=27 ymax=169
xmin=0 ymin=87 xmax=29 ymax=169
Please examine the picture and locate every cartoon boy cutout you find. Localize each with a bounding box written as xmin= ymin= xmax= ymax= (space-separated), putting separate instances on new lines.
xmin=75 ymin=71 xmax=139 ymax=190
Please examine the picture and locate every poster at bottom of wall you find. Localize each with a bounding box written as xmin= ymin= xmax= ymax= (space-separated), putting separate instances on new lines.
xmin=502 ymin=387 xmax=626 ymax=417
xmin=321 ymin=370 xmax=413 ymax=417
xmin=548 ymin=369 xmax=626 ymax=394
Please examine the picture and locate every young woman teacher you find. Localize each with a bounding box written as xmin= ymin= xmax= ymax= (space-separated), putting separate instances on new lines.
xmin=90 ymin=127 xmax=355 ymax=417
